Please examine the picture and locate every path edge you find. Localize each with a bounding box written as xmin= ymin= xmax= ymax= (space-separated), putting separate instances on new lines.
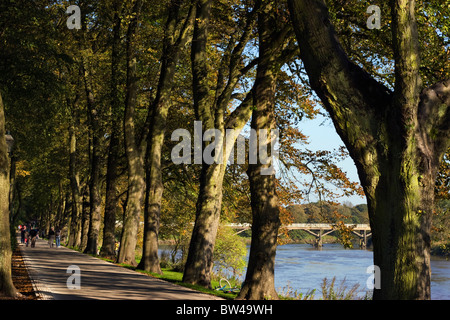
xmin=19 ymin=243 xmax=55 ymax=300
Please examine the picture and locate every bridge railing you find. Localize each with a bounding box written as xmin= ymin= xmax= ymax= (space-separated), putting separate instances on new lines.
xmin=226 ymin=223 xmax=371 ymax=231
xmin=286 ymin=223 xmax=371 ymax=230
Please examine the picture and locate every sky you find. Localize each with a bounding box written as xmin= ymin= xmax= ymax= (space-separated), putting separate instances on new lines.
xmin=296 ymin=108 xmax=367 ymax=206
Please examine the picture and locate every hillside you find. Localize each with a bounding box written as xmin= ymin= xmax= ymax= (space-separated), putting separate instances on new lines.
xmin=286 ymin=202 xmax=369 ymax=225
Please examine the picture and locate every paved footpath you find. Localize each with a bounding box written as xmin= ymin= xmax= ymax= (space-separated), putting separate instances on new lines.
xmin=19 ymin=237 xmax=221 ymax=300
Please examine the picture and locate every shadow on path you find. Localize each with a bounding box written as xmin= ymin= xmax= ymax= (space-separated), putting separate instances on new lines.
xmin=19 ymin=237 xmax=221 ymax=300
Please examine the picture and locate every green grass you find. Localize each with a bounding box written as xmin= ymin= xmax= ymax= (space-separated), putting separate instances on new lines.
xmin=139 ymin=268 xmax=239 ymax=300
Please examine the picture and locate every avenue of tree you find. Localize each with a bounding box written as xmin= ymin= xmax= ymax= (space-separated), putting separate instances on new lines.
xmin=0 ymin=0 xmax=449 ymax=300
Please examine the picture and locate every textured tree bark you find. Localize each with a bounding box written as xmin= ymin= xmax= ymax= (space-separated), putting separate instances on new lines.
xmin=101 ymin=1 xmax=122 ymax=259
xmin=118 ymin=0 xmax=144 ymax=266
xmin=183 ymin=163 xmax=225 ymax=287
xmin=101 ymin=126 xmax=119 ymax=258
xmin=138 ymin=0 xmax=195 ymax=274
xmin=68 ymin=99 xmax=82 ymax=249
xmin=80 ymin=186 xmax=90 ymax=251
xmin=82 ymin=59 xmax=102 ymax=256
xmin=0 ymin=91 xmax=17 ymax=298
xmin=182 ymin=0 xmax=259 ymax=287
xmin=182 ymin=0 xmax=222 ymax=288
xmin=288 ymin=0 xmax=450 ymax=299
xmin=237 ymin=2 xmax=280 ymax=300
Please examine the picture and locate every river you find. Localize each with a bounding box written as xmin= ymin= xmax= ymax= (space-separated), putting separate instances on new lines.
xmin=160 ymin=243 xmax=450 ymax=299
xmin=272 ymin=243 xmax=450 ymax=300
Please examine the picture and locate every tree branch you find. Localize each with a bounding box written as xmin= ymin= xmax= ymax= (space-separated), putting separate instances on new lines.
xmin=390 ymin=0 xmax=422 ymax=116
xmin=287 ymin=0 xmax=392 ymax=187
xmin=417 ymin=78 xmax=450 ymax=159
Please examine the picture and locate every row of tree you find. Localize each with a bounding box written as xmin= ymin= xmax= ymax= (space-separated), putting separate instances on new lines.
xmin=0 ymin=0 xmax=363 ymax=299
xmin=287 ymin=202 xmax=370 ymax=225
xmin=0 ymin=0 xmax=449 ymax=300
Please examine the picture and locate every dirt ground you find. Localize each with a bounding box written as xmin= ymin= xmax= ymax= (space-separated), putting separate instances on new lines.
xmin=1 ymin=248 xmax=39 ymax=300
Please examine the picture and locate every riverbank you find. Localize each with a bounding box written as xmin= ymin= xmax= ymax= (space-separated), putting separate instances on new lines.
xmin=159 ymin=237 xmax=450 ymax=258
xmin=431 ymin=242 xmax=450 ymax=258
xmin=273 ymin=243 xmax=450 ymax=300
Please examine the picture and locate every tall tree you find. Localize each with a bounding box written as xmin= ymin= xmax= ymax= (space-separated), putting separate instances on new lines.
xmin=288 ymin=0 xmax=450 ymax=299
xmin=137 ymin=0 xmax=195 ymax=273
xmin=82 ymin=55 xmax=103 ymax=255
xmin=0 ymin=91 xmax=17 ymax=298
xmin=101 ymin=0 xmax=124 ymax=258
xmin=67 ymin=92 xmax=83 ymax=249
xmin=183 ymin=0 xmax=259 ymax=288
xmin=74 ymin=1 xmax=107 ymax=256
xmin=118 ymin=0 xmax=145 ymax=266
xmin=237 ymin=0 xmax=294 ymax=300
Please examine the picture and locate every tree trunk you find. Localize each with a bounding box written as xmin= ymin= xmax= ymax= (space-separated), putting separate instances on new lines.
xmin=237 ymin=3 xmax=280 ymax=300
xmin=80 ymin=185 xmax=90 ymax=251
xmin=118 ymin=0 xmax=144 ymax=266
xmin=101 ymin=2 xmax=122 ymax=258
xmin=0 ymin=91 xmax=17 ymax=298
xmin=138 ymin=0 xmax=194 ymax=274
xmin=369 ymin=156 xmax=436 ymax=299
xmin=83 ymin=65 xmax=103 ymax=256
xmin=183 ymin=0 xmax=259 ymax=287
xmin=183 ymin=163 xmax=225 ymax=287
xmin=182 ymin=0 xmax=216 ymax=287
xmin=68 ymin=103 xmax=83 ymax=249
xmin=102 ymin=126 xmax=120 ymax=258
xmin=288 ymin=0 xmax=450 ymax=299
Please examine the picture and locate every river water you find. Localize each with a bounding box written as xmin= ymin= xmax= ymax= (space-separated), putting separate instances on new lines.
xmin=160 ymin=243 xmax=450 ymax=299
xmin=272 ymin=243 xmax=450 ymax=300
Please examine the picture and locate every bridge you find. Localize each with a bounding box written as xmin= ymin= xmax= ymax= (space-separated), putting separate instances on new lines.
xmin=226 ymin=223 xmax=372 ymax=249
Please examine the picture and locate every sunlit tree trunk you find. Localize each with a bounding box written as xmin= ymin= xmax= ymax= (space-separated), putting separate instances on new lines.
xmin=0 ymin=91 xmax=17 ymax=298
xmin=138 ymin=0 xmax=195 ymax=274
xmin=182 ymin=0 xmax=259 ymax=288
xmin=237 ymin=2 xmax=280 ymax=300
xmin=101 ymin=1 xmax=122 ymax=258
xmin=118 ymin=0 xmax=144 ymax=266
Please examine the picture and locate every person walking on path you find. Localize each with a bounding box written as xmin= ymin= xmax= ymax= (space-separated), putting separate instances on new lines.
xmin=20 ymin=225 xmax=26 ymax=244
xmin=48 ymin=227 xmax=55 ymax=248
xmin=55 ymin=227 xmax=61 ymax=248
xmin=29 ymin=228 xmax=38 ymax=248
xmin=25 ymin=227 xmax=30 ymax=247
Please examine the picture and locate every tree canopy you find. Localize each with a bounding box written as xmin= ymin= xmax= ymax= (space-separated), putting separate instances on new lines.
xmin=0 ymin=0 xmax=448 ymax=300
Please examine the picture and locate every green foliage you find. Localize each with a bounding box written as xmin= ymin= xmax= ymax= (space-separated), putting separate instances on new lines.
xmin=213 ymin=226 xmax=248 ymax=278
xmin=287 ymin=202 xmax=369 ymax=224
xmin=0 ymin=0 xmax=448 ymax=298
xmin=431 ymin=200 xmax=450 ymax=257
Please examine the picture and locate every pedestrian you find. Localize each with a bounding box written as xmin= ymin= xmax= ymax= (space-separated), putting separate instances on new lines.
xmin=115 ymin=241 xmax=120 ymax=256
xmin=20 ymin=225 xmax=26 ymax=244
xmin=55 ymin=227 xmax=61 ymax=248
xmin=29 ymin=228 xmax=38 ymax=248
xmin=25 ymin=228 xmax=30 ymax=247
xmin=48 ymin=227 xmax=55 ymax=248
